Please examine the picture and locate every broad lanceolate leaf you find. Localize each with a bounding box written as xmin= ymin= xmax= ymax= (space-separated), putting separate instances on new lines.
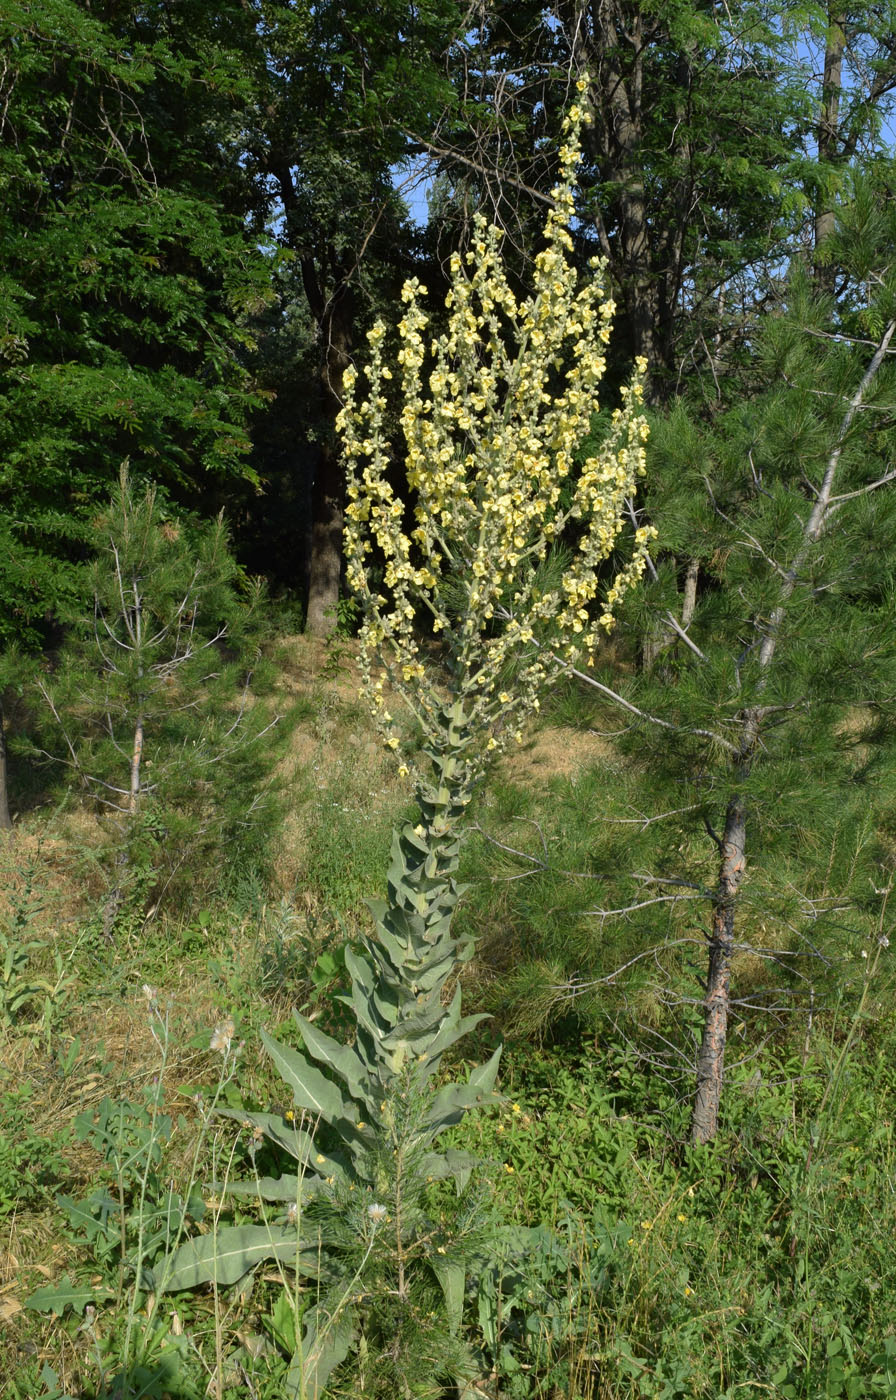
xmin=226 ymin=1173 xmax=328 ymax=1203
xmin=292 ymin=1011 xmax=376 ymax=1113
xmin=431 ymin=1257 xmax=465 ymax=1336
xmin=261 ymin=1029 xmax=348 ymax=1125
xmin=286 ymin=1301 xmax=356 ymax=1400
xmin=419 ymin=1148 xmax=480 ymax=1191
xmin=426 ymin=1047 xmax=503 ymax=1134
xmin=216 ymin=1108 xmax=318 ymax=1162
xmin=161 ymin=1224 xmax=321 ymax=1292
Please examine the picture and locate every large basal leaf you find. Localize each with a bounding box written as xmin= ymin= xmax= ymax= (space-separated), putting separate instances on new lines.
xmin=286 ymin=1300 xmax=356 ymax=1400
xmin=426 ymin=1048 xmax=503 ymax=1133
xmin=261 ymin=1030 xmax=348 ymax=1125
xmin=419 ymin=1148 xmax=480 ymax=1191
xmin=161 ymin=1223 xmax=320 ymax=1292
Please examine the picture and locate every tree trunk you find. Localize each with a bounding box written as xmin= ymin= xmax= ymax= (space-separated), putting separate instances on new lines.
xmin=0 ymin=701 xmax=13 ymax=834
xmin=814 ymin=9 xmax=845 ymax=295
xmin=691 ymin=793 xmax=747 ymax=1143
xmin=563 ymin=0 xmax=680 ymax=402
xmin=681 ymin=557 xmax=699 ymax=629
xmin=300 ymin=255 xmax=354 ymax=637
xmin=305 ymin=438 xmax=344 ymax=636
xmin=128 ymin=709 xmax=144 ymax=814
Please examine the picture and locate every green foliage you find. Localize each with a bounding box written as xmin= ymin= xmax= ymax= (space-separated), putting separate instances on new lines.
xmin=0 ymin=849 xmax=76 ymax=1037
xmin=451 ymin=1034 xmax=896 ymax=1399
xmin=162 ymin=708 xmax=502 ymax=1394
xmin=0 ymin=1084 xmax=69 ymax=1220
xmin=0 ymin=0 xmax=268 ymax=651
xmin=37 ymin=469 xmax=280 ymax=923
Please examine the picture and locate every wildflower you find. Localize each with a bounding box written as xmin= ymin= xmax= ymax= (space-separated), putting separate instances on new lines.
xmin=684 ymin=1285 xmax=694 ymax=1298
xmin=861 ymin=949 xmax=868 ymax=959
xmin=337 ymin=88 xmax=652 ymax=780
xmin=677 ymin=1213 xmax=687 ymax=1223
xmin=511 ymin=1103 xmax=522 ymax=1114
xmin=503 ymin=1164 xmax=515 ymax=1174
xmin=209 ymin=1017 xmax=235 ymax=1054
xmin=285 ymin=1109 xmax=296 ymax=1122
xmin=640 ymin=1220 xmax=653 ymax=1231
xmin=367 ymin=1202 xmax=387 ymax=1225
xmin=880 ymin=935 xmax=890 ymax=948
xmin=141 ymin=983 xmax=158 ymax=1005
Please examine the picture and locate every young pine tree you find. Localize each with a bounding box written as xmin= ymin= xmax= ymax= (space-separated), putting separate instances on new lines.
xmin=39 ymin=467 xmax=277 ymax=929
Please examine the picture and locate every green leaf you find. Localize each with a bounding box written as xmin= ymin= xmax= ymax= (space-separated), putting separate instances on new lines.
xmin=292 ymin=1011 xmax=375 ymax=1111
xmin=420 ymin=1148 xmax=480 ymax=1192
xmin=286 ymin=1301 xmax=356 ymax=1400
xmin=261 ymin=1030 xmax=349 ymax=1125
xmin=161 ymin=1224 xmax=321 ymax=1292
xmin=26 ymin=1276 xmax=115 ymax=1316
xmin=431 ymin=1258 xmax=465 ymax=1335
xmin=216 ymin=1108 xmax=318 ymax=1162
xmin=226 ymin=1173 xmax=328 ymax=1203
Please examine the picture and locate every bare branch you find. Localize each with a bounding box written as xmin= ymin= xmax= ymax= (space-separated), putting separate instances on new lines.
xmin=564 ymin=664 xmax=740 ymax=755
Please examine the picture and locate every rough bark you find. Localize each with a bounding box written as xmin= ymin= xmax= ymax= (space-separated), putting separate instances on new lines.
xmin=305 ymin=436 xmax=345 ymax=636
xmin=0 ymin=701 xmax=13 ymax=833
xmin=128 ymin=709 xmax=144 ymax=815
xmin=267 ymin=156 xmax=356 ymax=635
xmin=560 ymin=0 xmax=694 ymax=402
xmin=302 ymin=258 xmax=354 ymax=636
xmin=688 ymin=319 xmax=896 ymax=1142
xmin=680 ymin=557 xmax=699 ymax=629
xmin=814 ymin=9 xmax=845 ymax=296
xmin=691 ymin=792 xmax=746 ymax=1144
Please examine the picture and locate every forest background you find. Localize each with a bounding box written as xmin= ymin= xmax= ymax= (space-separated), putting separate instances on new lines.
xmin=3 ymin=2 xmax=896 ymax=1398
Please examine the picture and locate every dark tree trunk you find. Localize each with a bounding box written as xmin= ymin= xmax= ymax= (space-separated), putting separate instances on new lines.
xmin=305 ymin=437 xmax=345 ymax=636
xmin=0 ymin=702 xmax=13 ymax=834
xmin=691 ymin=792 xmax=747 ymax=1143
xmin=814 ymin=9 xmax=845 ymax=295
xmin=299 ymin=255 xmax=354 ymax=637
xmin=561 ymin=0 xmax=686 ymax=402
xmin=268 ymin=157 xmax=356 ymax=635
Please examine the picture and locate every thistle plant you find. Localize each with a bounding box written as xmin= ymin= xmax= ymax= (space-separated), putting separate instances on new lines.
xmin=160 ymin=93 xmax=653 ymax=1399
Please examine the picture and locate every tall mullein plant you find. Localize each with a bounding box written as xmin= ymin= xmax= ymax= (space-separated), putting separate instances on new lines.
xmin=162 ymin=92 xmax=653 ymax=1399
xmin=339 ymin=90 xmax=653 ymax=881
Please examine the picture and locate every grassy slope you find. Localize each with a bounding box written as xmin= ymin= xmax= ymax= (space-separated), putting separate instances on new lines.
xmin=2 ymin=635 xmax=896 ymax=1398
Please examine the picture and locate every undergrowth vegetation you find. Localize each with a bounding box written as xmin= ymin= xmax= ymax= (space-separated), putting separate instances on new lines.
xmin=2 ymin=637 xmax=895 ymax=1400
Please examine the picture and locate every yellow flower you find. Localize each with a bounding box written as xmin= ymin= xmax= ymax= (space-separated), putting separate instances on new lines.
xmin=337 ymin=86 xmax=652 ymax=779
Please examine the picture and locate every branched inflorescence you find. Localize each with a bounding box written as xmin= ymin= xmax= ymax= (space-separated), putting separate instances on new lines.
xmin=338 ymin=91 xmax=655 ymax=779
